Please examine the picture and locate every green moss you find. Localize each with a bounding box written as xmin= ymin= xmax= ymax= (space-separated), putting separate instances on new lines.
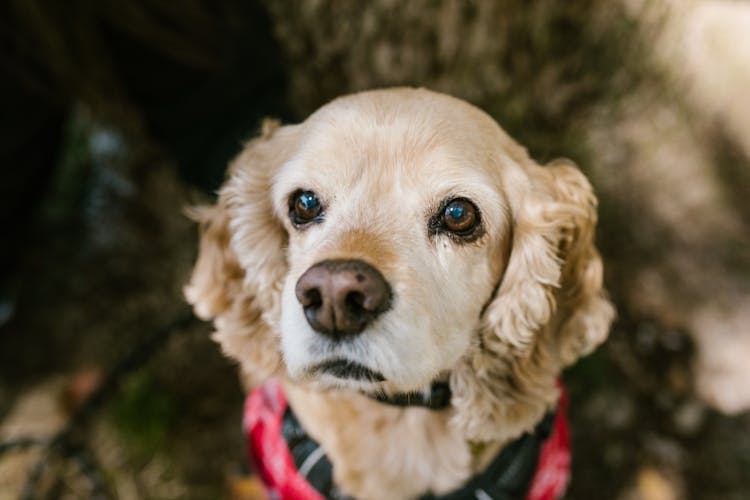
xmin=109 ymin=371 xmax=178 ymax=459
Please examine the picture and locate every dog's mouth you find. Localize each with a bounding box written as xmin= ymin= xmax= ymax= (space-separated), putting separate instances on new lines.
xmin=313 ymin=359 xmax=385 ymax=382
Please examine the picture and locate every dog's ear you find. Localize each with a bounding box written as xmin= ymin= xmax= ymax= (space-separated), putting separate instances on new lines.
xmin=184 ymin=120 xmax=298 ymax=386
xmin=184 ymin=203 xmax=244 ymax=320
xmin=485 ymin=159 xmax=614 ymax=363
xmin=452 ymin=159 xmax=614 ymax=441
xmin=541 ymin=160 xmax=616 ymax=366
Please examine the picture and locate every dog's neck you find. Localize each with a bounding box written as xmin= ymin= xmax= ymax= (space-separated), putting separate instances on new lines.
xmin=283 ymin=380 xmax=506 ymax=500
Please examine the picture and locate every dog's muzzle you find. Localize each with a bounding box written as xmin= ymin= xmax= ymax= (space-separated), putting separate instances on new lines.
xmin=295 ymin=259 xmax=392 ymax=340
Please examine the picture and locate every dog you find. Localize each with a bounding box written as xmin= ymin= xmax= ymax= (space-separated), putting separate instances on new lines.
xmin=185 ymin=87 xmax=615 ymax=499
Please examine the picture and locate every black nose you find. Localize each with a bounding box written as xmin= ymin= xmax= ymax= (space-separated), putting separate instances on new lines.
xmin=295 ymin=259 xmax=392 ymax=340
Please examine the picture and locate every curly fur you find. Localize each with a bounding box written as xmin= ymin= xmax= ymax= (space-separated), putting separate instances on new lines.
xmin=185 ymin=88 xmax=614 ymax=498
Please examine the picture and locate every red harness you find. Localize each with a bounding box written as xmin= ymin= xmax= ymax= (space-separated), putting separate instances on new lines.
xmin=244 ymin=380 xmax=570 ymax=500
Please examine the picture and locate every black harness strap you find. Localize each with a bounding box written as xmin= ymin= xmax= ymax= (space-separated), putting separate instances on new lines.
xmin=281 ymin=404 xmax=556 ymax=500
xmin=420 ymin=412 xmax=555 ymax=500
xmin=282 ymin=409 xmax=336 ymax=496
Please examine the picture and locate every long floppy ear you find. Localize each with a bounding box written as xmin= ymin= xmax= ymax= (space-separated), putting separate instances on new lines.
xmin=184 ymin=120 xmax=298 ymax=387
xmin=452 ymin=158 xmax=615 ymax=442
xmin=543 ymin=160 xmax=616 ymax=366
xmin=488 ymin=159 xmax=614 ymax=362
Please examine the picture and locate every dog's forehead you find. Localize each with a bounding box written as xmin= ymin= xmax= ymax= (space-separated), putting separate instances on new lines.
xmin=306 ymin=90 xmax=498 ymax=162
xmin=281 ymin=94 xmax=507 ymax=193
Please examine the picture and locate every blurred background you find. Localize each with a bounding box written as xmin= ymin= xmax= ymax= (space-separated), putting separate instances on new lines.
xmin=1 ymin=1 xmax=749 ymax=498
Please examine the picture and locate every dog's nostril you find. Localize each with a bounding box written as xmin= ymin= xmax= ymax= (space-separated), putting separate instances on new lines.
xmin=345 ymin=291 xmax=366 ymax=313
xmin=303 ymin=288 xmax=322 ymax=308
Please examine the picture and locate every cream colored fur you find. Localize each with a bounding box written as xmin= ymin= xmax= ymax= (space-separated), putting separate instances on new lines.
xmin=185 ymin=88 xmax=614 ymax=499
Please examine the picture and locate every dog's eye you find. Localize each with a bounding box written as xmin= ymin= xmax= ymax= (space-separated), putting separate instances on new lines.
xmin=442 ymin=198 xmax=478 ymax=234
xmin=428 ymin=197 xmax=482 ymax=242
xmin=290 ymin=190 xmax=323 ymax=225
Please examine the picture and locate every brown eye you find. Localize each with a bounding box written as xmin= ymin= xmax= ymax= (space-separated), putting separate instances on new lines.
xmin=290 ymin=190 xmax=323 ymax=225
xmin=442 ymin=198 xmax=479 ymax=234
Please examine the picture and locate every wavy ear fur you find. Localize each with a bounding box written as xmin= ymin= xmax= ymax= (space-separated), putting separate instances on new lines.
xmin=452 ymin=159 xmax=615 ymax=442
xmin=184 ymin=120 xmax=297 ymax=387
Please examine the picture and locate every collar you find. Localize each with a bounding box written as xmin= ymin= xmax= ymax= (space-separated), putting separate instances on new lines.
xmin=368 ymin=380 xmax=452 ymax=410
xmin=244 ymin=380 xmax=570 ymax=500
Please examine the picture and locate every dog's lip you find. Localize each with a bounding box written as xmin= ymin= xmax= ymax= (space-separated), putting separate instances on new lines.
xmin=313 ymin=358 xmax=385 ymax=382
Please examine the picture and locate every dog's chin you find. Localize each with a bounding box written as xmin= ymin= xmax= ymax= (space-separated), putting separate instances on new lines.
xmin=299 ymin=358 xmax=386 ymax=392
xmin=291 ymin=357 xmax=444 ymax=397
xmin=314 ymin=372 xmax=387 ymax=393
xmin=316 ymin=358 xmax=384 ymax=381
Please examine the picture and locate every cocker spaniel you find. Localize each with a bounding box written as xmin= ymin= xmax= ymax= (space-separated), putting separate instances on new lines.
xmin=185 ymin=88 xmax=614 ymax=500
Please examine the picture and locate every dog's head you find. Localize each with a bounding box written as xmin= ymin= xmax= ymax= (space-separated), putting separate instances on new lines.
xmin=186 ymin=88 xmax=614 ymax=441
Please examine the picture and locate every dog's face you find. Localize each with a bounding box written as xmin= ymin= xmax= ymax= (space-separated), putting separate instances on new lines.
xmin=187 ymin=88 xmax=614 ymax=441
xmin=271 ymin=98 xmax=514 ymax=393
